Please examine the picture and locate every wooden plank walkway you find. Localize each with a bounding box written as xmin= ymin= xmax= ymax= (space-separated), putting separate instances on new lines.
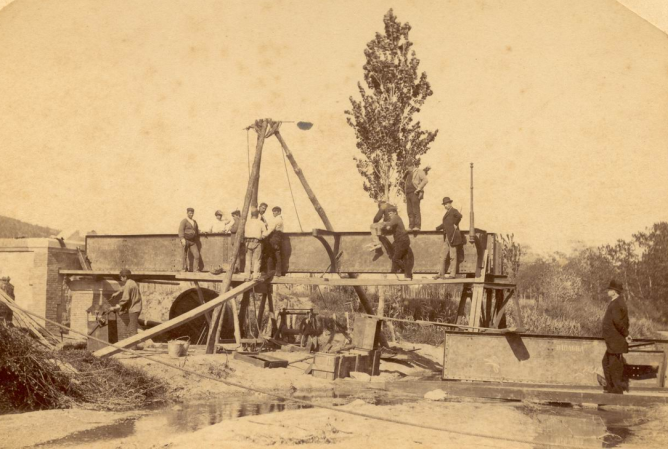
xmin=60 ymin=269 xmax=514 ymax=287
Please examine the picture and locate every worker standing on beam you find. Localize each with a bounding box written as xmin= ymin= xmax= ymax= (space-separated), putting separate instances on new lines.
xmin=179 ymin=208 xmax=202 ymax=272
xmin=209 ymin=210 xmax=232 ymax=234
xmin=266 ymin=206 xmax=285 ymax=277
xmin=434 ymin=197 xmax=463 ymax=279
xmin=601 ymin=279 xmax=632 ymax=394
xmin=384 ymin=206 xmax=413 ymax=281
xmin=404 ymin=165 xmax=431 ymax=231
xmin=110 ymin=269 xmax=143 ymax=339
xmin=244 ymin=209 xmax=266 ymax=280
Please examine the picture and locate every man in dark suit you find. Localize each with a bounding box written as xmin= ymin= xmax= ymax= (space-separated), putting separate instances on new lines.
xmin=178 ymin=207 xmax=202 ymax=272
xmin=601 ymin=279 xmax=632 ymax=394
xmin=434 ymin=197 xmax=463 ymax=279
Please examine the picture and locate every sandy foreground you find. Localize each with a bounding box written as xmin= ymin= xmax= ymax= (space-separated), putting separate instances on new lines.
xmin=3 ymin=340 xmax=667 ymax=449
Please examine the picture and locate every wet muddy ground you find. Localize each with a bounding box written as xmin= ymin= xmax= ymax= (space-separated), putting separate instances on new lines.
xmin=3 ymin=341 xmax=668 ymax=448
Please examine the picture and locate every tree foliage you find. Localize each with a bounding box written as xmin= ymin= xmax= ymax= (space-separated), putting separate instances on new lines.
xmin=516 ymin=222 xmax=668 ymax=325
xmin=345 ymin=9 xmax=438 ymax=202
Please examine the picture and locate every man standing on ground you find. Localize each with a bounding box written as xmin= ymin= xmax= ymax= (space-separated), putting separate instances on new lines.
xmin=405 ymin=165 xmax=431 ymax=231
xmin=244 ymin=209 xmax=266 ymax=280
xmin=368 ymin=200 xmax=393 ymax=252
xmin=434 ymin=197 xmax=463 ymax=279
xmin=383 ymin=206 xmax=413 ymax=281
xmin=178 ymin=208 xmax=202 ymax=272
xmin=266 ymin=206 xmax=284 ymax=276
xmin=258 ymin=202 xmax=269 ymax=229
xmin=601 ymin=279 xmax=632 ymax=394
xmin=110 ymin=269 xmax=142 ymax=339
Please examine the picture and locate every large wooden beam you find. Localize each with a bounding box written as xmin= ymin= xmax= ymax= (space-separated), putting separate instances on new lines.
xmin=274 ymin=130 xmax=334 ymax=231
xmin=206 ymin=118 xmax=270 ymax=353
xmin=93 ymin=279 xmax=261 ymax=357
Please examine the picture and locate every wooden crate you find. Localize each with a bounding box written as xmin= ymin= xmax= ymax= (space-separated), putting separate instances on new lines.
xmin=352 ymin=314 xmax=381 ymax=350
xmin=233 ymin=352 xmax=289 ymax=368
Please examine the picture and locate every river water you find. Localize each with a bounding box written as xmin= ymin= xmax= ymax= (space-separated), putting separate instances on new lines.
xmin=30 ymin=393 xmax=668 ymax=449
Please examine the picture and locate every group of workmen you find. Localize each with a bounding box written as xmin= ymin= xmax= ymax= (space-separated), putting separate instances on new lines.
xmin=368 ymin=164 xmax=463 ymax=281
xmin=178 ymin=203 xmax=285 ymax=280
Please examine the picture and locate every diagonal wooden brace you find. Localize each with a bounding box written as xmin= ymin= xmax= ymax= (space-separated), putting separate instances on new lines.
xmin=93 ymin=279 xmax=262 ymax=358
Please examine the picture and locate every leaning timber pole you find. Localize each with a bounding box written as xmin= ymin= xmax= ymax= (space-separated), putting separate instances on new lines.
xmin=274 ymin=129 xmax=390 ymax=347
xmin=205 ymin=118 xmax=270 ymax=354
xmin=469 ymin=163 xmax=475 ymax=243
xmin=274 ymin=130 xmax=334 ymax=230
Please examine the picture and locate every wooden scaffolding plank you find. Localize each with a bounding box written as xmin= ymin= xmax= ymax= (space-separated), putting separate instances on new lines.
xmin=93 ymin=279 xmax=262 ymax=358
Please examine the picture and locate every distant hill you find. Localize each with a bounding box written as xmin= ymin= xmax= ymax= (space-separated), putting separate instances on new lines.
xmin=0 ymin=215 xmax=60 ymax=239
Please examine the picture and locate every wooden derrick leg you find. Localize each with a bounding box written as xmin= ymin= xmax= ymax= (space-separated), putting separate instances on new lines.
xmin=257 ymin=292 xmax=267 ymax=334
xmin=267 ymin=291 xmax=277 ymax=337
xmin=482 ymin=288 xmax=494 ymax=328
xmin=238 ymin=291 xmax=251 ymax=338
xmin=493 ymin=289 xmax=507 ymax=329
xmin=456 ymin=285 xmax=470 ymax=325
xmin=467 ymin=285 xmax=485 ymax=330
xmin=231 ymin=295 xmax=241 ymax=346
xmin=213 ymin=302 xmax=227 ymax=346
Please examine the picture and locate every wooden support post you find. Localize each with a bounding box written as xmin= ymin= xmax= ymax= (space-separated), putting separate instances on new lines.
xmin=214 ymin=302 xmax=227 ymax=344
xmin=206 ymin=118 xmax=270 ymax=354
xmin=257 ymin=292 xmax=267 ymax=332
xmin=483 ymin=288 xmax=493 ymax=328
xmin=192 ymin=281 xmax=211 ymax=326
xmin=511 ymin=290 xmax=525 ymax=330
xmin=468 ymin=285 xmax=485 ymax=330
xmin=230 ymin=294 xmax=241 ymax=346
xmin=238 ymin=291 xmax=251 ymax=338
xmin=95 ymin=280 xmax=261 ymax=357
xmin=267 ymin=291 xmax=277 ymax=336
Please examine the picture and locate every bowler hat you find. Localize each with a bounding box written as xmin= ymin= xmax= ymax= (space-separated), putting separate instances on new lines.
xmin=603 ymin=279 xmax=623 ymax=293
xmin=231 ymin=210 xmax=240 ymax=216
xmin=120 ymin=269 xmax=132 ymax=277
xmin=187 ymin=207 xmax=194 ymax=213
xmin=215 ymin=210 xmax=223 ymax=216
xmin=442 ymin=197 xmax=453 ymax=204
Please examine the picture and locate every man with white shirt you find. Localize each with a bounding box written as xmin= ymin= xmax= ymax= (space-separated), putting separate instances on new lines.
xmin=266 ymin=206 xmax=285 ymax=276
xmin=404 ymin=165 xmax=431 ymax=230
xmin=209 ymin=210 xmax=232 ymax=233
xmin=244 ymin=209 xmax=266 ymax=280
xmin=178 ymin=208 xmax=202 ymax=272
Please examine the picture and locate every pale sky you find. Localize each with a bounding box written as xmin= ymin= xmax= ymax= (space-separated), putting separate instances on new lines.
xmin=1 ymin=0 xmax=667 ymax=254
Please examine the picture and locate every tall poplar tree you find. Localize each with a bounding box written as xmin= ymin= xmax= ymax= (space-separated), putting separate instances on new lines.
xmin=345 ymin=9 xmax=438 ymax=203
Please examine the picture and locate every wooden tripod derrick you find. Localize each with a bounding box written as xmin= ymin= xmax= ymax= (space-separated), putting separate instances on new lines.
xmin=60 ymin=117 xmax=517 ymax=357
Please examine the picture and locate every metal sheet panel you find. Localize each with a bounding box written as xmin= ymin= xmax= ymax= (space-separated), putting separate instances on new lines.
xmin=86 ymin=230 xmax=493 ymax=274
xmin=443 ymin=332 xmax=665 ymax=386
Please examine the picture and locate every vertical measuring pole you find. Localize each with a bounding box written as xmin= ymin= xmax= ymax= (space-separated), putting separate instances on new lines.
xmin=205 ymin=119 xmax=270 ymax=354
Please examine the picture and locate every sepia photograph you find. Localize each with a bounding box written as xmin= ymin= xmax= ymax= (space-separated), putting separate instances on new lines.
xmin=1 ymin=0 xmax=668 ymax=448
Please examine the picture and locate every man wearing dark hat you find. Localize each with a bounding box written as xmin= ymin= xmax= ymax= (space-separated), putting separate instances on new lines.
xmin=601 ymin=279 xmax=632 ymax=394
xmin=434 ymin=197 xmax=463 ymax=279
xmin=110 ymin=269 xmax=142 ymax=339
xmin=383 ymin=206 xmax=413 ymax=281
xmin=404 ymin=165 xmax=431 ymax=231
xmin=178 ymin=208 xmax=202 ymax=272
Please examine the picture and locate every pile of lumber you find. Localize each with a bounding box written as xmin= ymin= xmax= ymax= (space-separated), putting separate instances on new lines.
xmin=0 ymin=289 xmax=59 ymax=349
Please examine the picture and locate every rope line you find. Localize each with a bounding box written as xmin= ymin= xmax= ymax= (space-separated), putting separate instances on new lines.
xmin=281 ymin=148 xmax=303 ymax=232
xmin=3 ymin=299 xmax=605 ymax=449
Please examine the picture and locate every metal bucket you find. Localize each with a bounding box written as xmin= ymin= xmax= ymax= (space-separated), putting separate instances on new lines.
xmin=168 ymin=336 xmax=190 ymax=358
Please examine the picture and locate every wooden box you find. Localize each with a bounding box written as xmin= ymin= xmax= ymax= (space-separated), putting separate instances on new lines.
xmin=352 ymin=314 xmax=381 ymax=350
xmin=233 ymin=352 xmax=289 ymax=368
